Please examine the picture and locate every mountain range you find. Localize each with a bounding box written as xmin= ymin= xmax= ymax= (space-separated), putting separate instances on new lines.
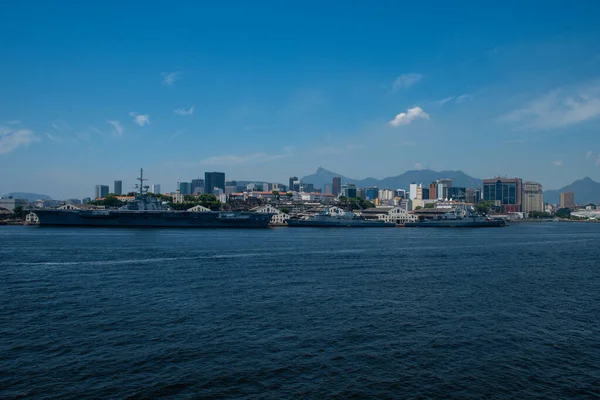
xmin=300 ymin=167 xmax=600 ymax=205
xmin=542 ymin=177 xmax=600 ymax=205
xmin=1 ymin=192 xmax=53 ymax=202
xmin=301 ymin=167 xmax=482 ymax=191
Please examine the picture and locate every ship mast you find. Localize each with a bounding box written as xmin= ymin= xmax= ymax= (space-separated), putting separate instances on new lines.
xmin=137 ymin=168 xmax=147 ymax=197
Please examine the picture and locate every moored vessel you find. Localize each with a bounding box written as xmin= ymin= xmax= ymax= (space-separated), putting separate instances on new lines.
xmin=32 ymin=169 xmax=273 ymax=228
xmin=405 ymin=206 xmax=506 ymax=228
xmin=287 ymin=207 xmax=396 ymax=227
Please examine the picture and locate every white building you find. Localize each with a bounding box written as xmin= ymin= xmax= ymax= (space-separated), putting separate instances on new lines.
xmin=379 ymin=207 xmax=418 ymax=224
xmin=250 ymin=204 xmax=290 ymax=225
xmin=187 ymin=204 xmax=211 ymax=212
xmin=523 ymin=181 xmax=544 ymax=213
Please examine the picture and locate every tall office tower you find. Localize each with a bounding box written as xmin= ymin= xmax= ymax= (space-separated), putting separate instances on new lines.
xmin=178 ymin=182 xmax=192 ymax=195
xmin=205 ymin=172 xmax=226 ymax=194
xmin=191 ymin=179 xmax=204 ymax=194
xmin=342 ymin=184 xmax=357 ymax=198
xmin=95 ymin=185 xmax=109 ymax=199
xmin=150 ymin=184 xmax=161 ymax=194
xmin=289 ymin=176 xmax=298 ymax=191
xmin=333 ymin=176 xmax=342 ymax=196
xmin=114 ymin=180 xmax=123 ymax=195
xmin=324 ymin=183 xmax=333 ymax=195
xmin=482 ymin=177 xmax=523 ymax=212
xmin=523 ymin=182 xmax=544 ymax=212
xmin=429 ymin=183 xmax=437 ymax=200
xmin=560 ymin=192 xmax=575 ymax=209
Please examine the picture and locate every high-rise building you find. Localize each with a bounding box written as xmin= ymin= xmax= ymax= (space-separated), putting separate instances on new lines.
xmin=324 ymin=183 xmax=333 ymax=195
xmin=114 ymin=180 xmax=123 ymax=195
xmin=300 ymin=183 xmax=314 ymax=193
xmin=365 ymin=187 xmax=379 ymax=201
xmin=289 ymin=176 xmax=298 ymax=191
xmin=523 ymin=182 xmax=544 ymax=213
xmin=342 ymin=184 xmax=357 ymax=198
xmin=95 ymin=185 xmax=109 ymax=199
xmin=449 ymin=187 xmax=466 ymax=201
xmin=150 ymin=184 xmax=161 ymax=194
xmin=332 ymin=176 xmax=342 ymax=196
xmin=205 ymin=172 xmax=226 ymax=194
xmin=409 ymin=183 xmax=422 ymax=200
xmin=191 ymin=179 xmax=204 ymax=194
xmin=429 ymin=183 xmax=437 ymax=200
xmin=178 ymin=182 xmax=192 ymax=195
xmin=560 ymin=192 xmax=575 ymax=209
xmin=438 ymin=178 xmax=453 ymax=192
xmin=483 ymin=177 xmax=523 ymax=212
xmin=421 ymin=188 xmax=430 ymax=200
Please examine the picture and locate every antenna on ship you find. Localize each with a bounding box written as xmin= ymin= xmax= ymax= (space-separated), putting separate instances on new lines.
xmin=137 ymin=168 xmax=148 ymax=197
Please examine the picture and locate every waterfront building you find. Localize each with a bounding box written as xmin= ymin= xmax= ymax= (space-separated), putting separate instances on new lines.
xmin=465 ymin=189 xmax=477 ymax=204
xmin=95 ymin=185 xmax=109 ymax=199
xmin=409 ymin=183 xmax=422 ymax=201
xmin=187 ymin=204 xmax=211 ymax=212
xmin=289 ymin=176 xmax=299 ymax=192
xmin=250 ymin=204 xmax=291 ymax=225
xmin=482 ymin=177 xmax=523 ymax=212
xmin=333 ymin=176 xmax=341 ymax=196
xmin=522 ymin=182 xmax=544 ymax=213
xmin=205 ymin=172 xmax=226 ymax=194
xmin=560 ymin=192 xmax=575 ymax=209
xmin=114 ymin=180 xmax=123 ymax=195
xmin=0 ymin=197 xmax=29 ymax=211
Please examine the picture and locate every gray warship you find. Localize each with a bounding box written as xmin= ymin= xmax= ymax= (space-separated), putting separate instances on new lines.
xmin=32 ymin=169 xmax=274 ymax=228
xmin=287 ymin=207 xmax=396 ymax=227
xmin=405 ymin=206 xmax=506 ymax=228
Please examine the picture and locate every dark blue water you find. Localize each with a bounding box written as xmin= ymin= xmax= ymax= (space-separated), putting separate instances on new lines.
xmin=1 ymin=223 xmax=599 ymax=399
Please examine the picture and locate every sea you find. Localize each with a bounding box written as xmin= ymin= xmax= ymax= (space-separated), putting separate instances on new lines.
xmin=1 ymin=223 xmax=599 ymax=399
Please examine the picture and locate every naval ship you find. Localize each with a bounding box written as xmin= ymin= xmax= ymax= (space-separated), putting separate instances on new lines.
xmin=405 ymin=205 xmax=506 ymax=228
xmin=32 ymin=169 xmax=273 ymax=228
xmin=287 ymin=207 xmax=396 ymax=227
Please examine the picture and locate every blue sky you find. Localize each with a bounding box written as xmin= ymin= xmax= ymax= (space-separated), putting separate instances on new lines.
xmin=1 ymin=1 xmax=600 ymax=198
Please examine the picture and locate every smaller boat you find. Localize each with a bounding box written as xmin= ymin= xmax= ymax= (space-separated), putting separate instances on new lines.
xmin=405 ymin=206 xmax=506 ymax=228
xmin=287 ymin=207 xmax=396 ymax=227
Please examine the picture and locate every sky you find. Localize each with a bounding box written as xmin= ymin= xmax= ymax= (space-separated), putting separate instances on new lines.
xmin=1 ymin=1 xmax=600 ymax=199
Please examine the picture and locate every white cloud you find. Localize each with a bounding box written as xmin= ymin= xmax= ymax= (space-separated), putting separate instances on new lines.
xmin=435 ymin=97 xmax=455 ymax=105
xmin=388 ymin=106 xmax=430 ymax=127
xmin=171 ymin=130 xmax=184 ymax=140
xmin=392 ymin=73 xmax=423 ymax=91
xmin=129 ymin=112 xmax=150 ymax=127
xmin=552 ymin=159 xmax=563 ymax=167
xmin=162 ymin=71 xmax=180 ymax=86
xmin=107 ymin=120 xmax=124 ymax=137
xmin=499 ymin=80 xmax=600 ymax=130
xmin=435 ymin=93 xmax=474 ymax=105
xmin=586 ymin=150 xmax=593 ymax=159
xmin=414 ymin=162 xmax=424 ymax=170
xmin=0 ymin=126 xmax=38 ymax=154
xmin=176 ymin=147 xmax=294 ymax=167
xmin=455 ymin=93 xmax=474 ymax=103
xmin=7 ymin=120 xmax=21 ymax=125
xmin=174 ymin=106 xmax=194 ymax=116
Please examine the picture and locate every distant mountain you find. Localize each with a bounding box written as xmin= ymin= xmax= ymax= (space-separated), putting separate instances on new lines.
xmin=301 ymin=167 xmax=482 ymax=190
xmin=543 ymin=177 xmax=600 ymax=205
xmin=2 ymin=192 xmax=53 ymax=202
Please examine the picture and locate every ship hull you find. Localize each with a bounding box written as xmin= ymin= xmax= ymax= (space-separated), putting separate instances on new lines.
xmin=287 ymin=219 xmax=396 ymax=227
xmin=32 ymin=210 xmax=273 ymax=228
xmin=404 ymin=218 xmax=506 ymax=228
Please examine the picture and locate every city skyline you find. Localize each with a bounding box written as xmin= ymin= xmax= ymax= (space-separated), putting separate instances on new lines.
xmin=1 ymin=2 xmax=600 ymax=198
